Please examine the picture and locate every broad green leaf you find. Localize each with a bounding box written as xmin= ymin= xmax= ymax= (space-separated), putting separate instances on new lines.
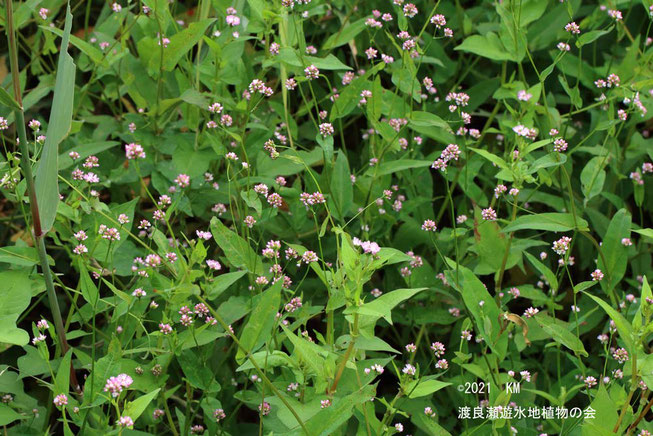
xmin=581 ymin=385 xmax=617 ymax=435
xmin=597 ymin=209 xmax=631 ymax=292
xmin=316 ymin=133 xmax=334 ymax=164
xmin=123 ymin=388 xmax=161 ymax=422
xmin=302 ymin=385 xmax=376 ymax=435
xmin=502 ymin=213 xmax=588 ymax=233
xmin=633 ymin=228 xmax=653 ymax=241
xmin=205 ymin=270 xmax=247 ymax=300
xmin=235 ymin=350 xmax=292 ymax=371
xmin=470 ymin=147 xmax=510 ymax=170
xmin=236 ymin=281 xmax=281 ymax=361
xmin=330 ymin=151 xmax=353 ymax=221
xmin=0 ymin=404 xmax=22 ymax=426
xmin=535 ymin=314 xmax=587 ymax=356
xmin=41 ymin=25 xmax=106 ymax=66
xmin=78 ymin=261 xmax=99 ymax=306
xmin=374 ymin=159 xmax=433 ymax=176
xmin=412 ymin=412 xmax=452 ymax=436
xmin=528 ymin=152 xmax=567 ymax=174
xmin=634 ymin=276 xmax=651 ymax=331
xmin=580 ymin=157 xmax=607 ymax=201
xmin=410 ymin=111 xmax=449 ymax=130
xmin=280 ymin=324 xmax=326 ymax=379
xmin=455 ymin=33 xmax=513 ymax=61
xmin=474 ymin=214 xmax=509 ymax=271
xmin=34 ymin=3 xmax=76 ymax=233
xmin=178 ymin=350 xmax=220 ymax=391
xmin=58 ymin=142 xmax=119 ymax=170
xmin=172 ymin=147 xmax=215 ymax=178
xmin=558 ymin=75 xmax=582 ymax=108
xmin=641 ymin=354 xmax=653 ymax=392
xmin=0 ymin=86 xmax=20 ymax=110
xmin=240 ymin=190 xmax=262 ymax=216
xmin=577 ymin=28 xmax=612 ymax=47
xmin=524 ymin=252 xmax=558 ymax=292
xmin=322 ymin=18 xmax=367 ymax=49
xmin=0 ymin=270 xmax=33 ymax=346
xmin=54 ymin=349 xmax=73 ymax=396
xmin=150 ymin=19 xmax=216 ymax=71
xmin=446 ymin=263 xmax=506 ymax=358
xmin=330 ymin=62 xmax=384 ymax=121
xmin=275 ymin=47 xmax=352 ymax=70
xmin=210 ymin=217 xmax=264 ymax=275
xmin=573 ymin=281 xmax=597 ymax=294
xmin=405 ymin=376 xmax=451 ymax=398
xmin=0 ymin=246 xmax=40 ymax=267
xmin=584 ymin=292 xmax=635 ymax=354
xmin=354 ymin=288 xmax=426 ymax=324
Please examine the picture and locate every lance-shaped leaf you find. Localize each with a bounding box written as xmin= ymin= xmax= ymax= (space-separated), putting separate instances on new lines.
xmin=35 ymin=3 xmax=76 ymax=233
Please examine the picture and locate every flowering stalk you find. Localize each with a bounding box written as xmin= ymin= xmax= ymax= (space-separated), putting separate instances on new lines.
xmin=5 ymin=0 xmax=71 ymax=365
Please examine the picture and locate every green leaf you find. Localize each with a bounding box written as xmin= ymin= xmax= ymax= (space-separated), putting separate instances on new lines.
xmin=597 ymin=209 xmax=631 ymax=292
xmin=455 ymin=33 xmax=514 ymax=61
xmin=580 ymin=157 xmax=607 ymax=201
xmin=0 ymin=270 xmax=33 ymax=346
xmin=150 ymin=19 xmax=216 ymax=71
xmin=633 ymin=228 xmax=653 ymax=241
xmin=236 ymin=281 xmax=281 ymax=361
xmin=178 ymin=350 xmax=220 ymax=391
xmin=584 ymin=292 xmax=635 ymax=354
xmin=470 ymin=147 xmax=509 ymax=170
xmin=54 ymin=349 xmax=73 ymax=396
xmin=573 ymin=281 xmax=597 ymax=294
xmin=535 ymin=314 xmax=587 ymax=356
xmin=210 ymin=217 xmax=264 ymax=274
xmin=354 ymin=288 xmax=426 ymax=324
xmin=205 ymin=270 xmax=247 ymax=299
xmin=172 ymin=147 xmax=215 ymax=178
xmin=474 ymin=216 xmax=509 ymax=271
xmin=581 ymin=384 xmax=618 ymax=433
xmin=577 ymin=28 xmax=612 ymax=47
xmin=280 ymin=324 xmax=326 ymax=379
xmin=528 ymin=152 xmax=567 ymax=174
xmin=502 ymin=213 xmax=588 ymax=233
xmin=329 ymin=151 xmax=353 ymax=221
xmin=0 ymin=246 xmax=40 ymax=267
xmin=34 ymin=3 xmax=76 ymax=234
xmin=410 ymin=111 xmax=449 ymax=130
xmin=123 ymin=388 xmax=161 ymax=422
xmin=558 ymin=75 xmax=582 ymax=108
xmin=322 ymin=18 xmax=367 ymax=49
xmin=58 ymin=141 xmax=119 ymax=170
xmin=405 ymin=376 xmax=451 ymax=398
xmin=78 ymin=261 xmax=99 ymax=306
xmin=0 ymin=404 xmax=23 ymax=426
xmin=41 ymin=25 xmax=106 ymax=66
xmin=412 ymin=412 xmax=452 ymax=436
xmin=374 ymin=160 xmax=433 ymax=176
xmin=275 ymin=47 xmax=352 ymax=70
xmin=524 ymin=252 xmax=558 ymax=292
xmin=303 ymin=385 xmax=376 ymax=435
xmin=447 ymin=265 xmax=505 ymax=359
xmin=0 ymin=86 xmax=20 ymax=110
xmin=634 ymin=276 xmax=651 ymax=331
xmin=240 ymin=190 xmax=262 ymax=216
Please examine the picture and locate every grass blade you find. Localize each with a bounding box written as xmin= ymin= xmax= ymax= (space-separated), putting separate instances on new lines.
xmin=34 ymin=2 xmax=76 ymax=234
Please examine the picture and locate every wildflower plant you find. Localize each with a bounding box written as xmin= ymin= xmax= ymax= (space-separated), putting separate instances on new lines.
xmin=0 ymin=0 xmax=652 ymax=435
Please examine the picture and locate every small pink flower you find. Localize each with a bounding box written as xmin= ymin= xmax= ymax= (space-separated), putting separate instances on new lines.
xmin=591 ymin=269 xmax=604 ymax=281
